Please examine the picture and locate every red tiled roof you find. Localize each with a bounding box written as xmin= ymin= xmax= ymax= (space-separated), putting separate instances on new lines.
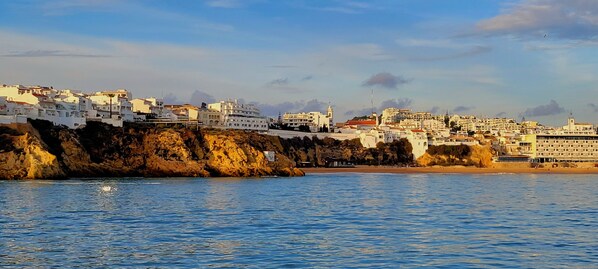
xmin=32 ymin=93 xmax=47 ymax=98
xmin=411 ymin=129 xmax=425 ymax=133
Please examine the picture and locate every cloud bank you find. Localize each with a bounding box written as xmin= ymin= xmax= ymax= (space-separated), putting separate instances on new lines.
xmin=362 ymin=72 xmax=410 ymax=89
xmin=453 ymin=106 xmax=475 ymax=113
xmin=476 ymin=0 xmax=598 ymax=40
xmin=344 ymin=98 xmax=414 ymax=117
xmin=189 ymin=90 xmax=216 ymax=106
xmin=522 ymin=100 xmax=565 ymax=117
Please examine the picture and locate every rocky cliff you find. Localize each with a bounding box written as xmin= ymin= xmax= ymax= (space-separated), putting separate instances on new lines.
xmin=0 ymin=121 xmax=304 ymax=179
xmin=416 ymin=144 xmax=494 ymax=167
xmin=279 ymin=136 xmax=413 ymax=166
xmin=0 ymin=121 xmax=415 ymax=180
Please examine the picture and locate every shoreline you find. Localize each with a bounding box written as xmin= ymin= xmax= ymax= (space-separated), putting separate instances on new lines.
xmin=301 ymin=165 xmax=598 ymax=174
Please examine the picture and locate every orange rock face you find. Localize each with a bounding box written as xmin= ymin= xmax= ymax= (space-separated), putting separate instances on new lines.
xmin=416 ymin=144 xmax=493 ymax=167
xmin=0 ymin=121 xmax=304 ymax=179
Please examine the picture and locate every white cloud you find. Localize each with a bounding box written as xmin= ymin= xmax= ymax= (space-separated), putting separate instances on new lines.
xmin=476 ymin=0 xmax=598 ymax=40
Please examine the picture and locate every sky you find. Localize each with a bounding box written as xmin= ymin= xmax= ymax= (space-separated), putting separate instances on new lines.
xmin=1 ymin=0 xmax=598 ymax=125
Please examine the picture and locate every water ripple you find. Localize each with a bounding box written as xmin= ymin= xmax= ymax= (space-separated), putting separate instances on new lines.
xmin=0 ymin=174 xmax=597 ymax=268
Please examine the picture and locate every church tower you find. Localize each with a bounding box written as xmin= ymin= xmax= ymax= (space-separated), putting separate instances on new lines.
xmin=327 ymin=105 xmax=334 ymax=132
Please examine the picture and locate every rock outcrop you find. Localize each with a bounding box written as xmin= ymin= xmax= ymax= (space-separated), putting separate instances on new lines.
xmin=279 ymin=137 xmax=413 ymax=166
xmin=0 ymin=121 xmax=304 ymax=179
xmin=0 ymin=125 xmax=65 ymax=179
xmin=1 ymin=120 xmax=417 ymax=180
xmin=417 ymin=144 xmax=493 ymax=167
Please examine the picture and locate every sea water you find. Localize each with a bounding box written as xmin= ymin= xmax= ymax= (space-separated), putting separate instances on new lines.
xmin=1 ymin=173 xmax=596 ymax=268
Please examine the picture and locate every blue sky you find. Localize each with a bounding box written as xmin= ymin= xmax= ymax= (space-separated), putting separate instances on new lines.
xmin=1 ymin=0 xmax=598 ymax=125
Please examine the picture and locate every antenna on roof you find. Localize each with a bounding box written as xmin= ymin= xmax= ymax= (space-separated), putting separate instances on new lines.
xmin=370 ymin=88 xmax=374 ymax=115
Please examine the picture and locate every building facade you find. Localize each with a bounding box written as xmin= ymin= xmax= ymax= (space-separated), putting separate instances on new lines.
xmin=208 ymin=100 xmax=268 ymax=131
xmin=0 ymin=85 xmax=87 ymax=128
xmin=520 ymin=117 xmax=598 ymax=162
xmin=381 ymin=108 xmax=432 ymax=124
xmin=282 ymin=106 xmax=334 ymax=132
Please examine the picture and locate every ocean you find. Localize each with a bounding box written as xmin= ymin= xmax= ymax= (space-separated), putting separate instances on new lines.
xmin=1 ymin=173 xmax=596 ymax=268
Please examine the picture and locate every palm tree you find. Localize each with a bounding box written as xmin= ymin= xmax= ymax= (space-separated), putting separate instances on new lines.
xmin=107 ymin=93 xmax=115 ymax=118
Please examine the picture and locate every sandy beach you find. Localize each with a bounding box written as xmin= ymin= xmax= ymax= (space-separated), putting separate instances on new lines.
xmin=301 ymin=165 xmax=598 ymax=174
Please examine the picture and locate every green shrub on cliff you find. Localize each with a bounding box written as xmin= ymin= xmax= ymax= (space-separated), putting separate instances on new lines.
xmin=427 ymin=145 xmax=470 ymax=159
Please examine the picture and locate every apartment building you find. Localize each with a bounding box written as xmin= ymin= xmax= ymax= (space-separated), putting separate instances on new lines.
xmin=208 ymin=100 xmax=268 ymax=131
xmin=521 ymin=118 xmax=598 ymax=162
xmin=282 ymin=105 xmax=334 ymax=132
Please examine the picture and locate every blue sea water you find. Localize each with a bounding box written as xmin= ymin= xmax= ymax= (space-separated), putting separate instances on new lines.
xmin=0 ymin=173 xmax=597 ymax=268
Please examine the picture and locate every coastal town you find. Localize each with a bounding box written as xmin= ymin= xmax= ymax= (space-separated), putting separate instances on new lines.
xmin=2 ymin=84 xmax=598 ymax=166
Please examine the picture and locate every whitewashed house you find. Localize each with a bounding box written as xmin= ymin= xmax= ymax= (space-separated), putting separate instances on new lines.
xmin=0 ymin=85 xmax=86 ymax=128
xmin=89 ymin=90 xmax=135 ymax=126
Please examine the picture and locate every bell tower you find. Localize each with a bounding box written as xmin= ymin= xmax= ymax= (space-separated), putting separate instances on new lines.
xmin=327 ymin=105 xmax=334 ymax=132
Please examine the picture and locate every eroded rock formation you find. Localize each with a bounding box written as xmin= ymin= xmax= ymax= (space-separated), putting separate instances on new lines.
xmin=0 ymin=121 xmax=303 ymax=179
xmin=416 ymin=144 xmax=493 ymax=167
xmin=0 ymin=120 xmax=417 ymax=179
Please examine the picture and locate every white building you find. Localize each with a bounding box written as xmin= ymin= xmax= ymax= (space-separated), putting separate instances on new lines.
xmin=282 ymin=106 xmax=334 ymax=132
xmin=357 ymin=126 xmax=429 ymax=160
xmin=396 ymin=119 xmax=421 ymax=129
xmin=89 ymin=90 xmax=135 ymax=124
xmin=197 ymin=107 xmax=221 ymax=126
xmin=384 ymin=127 xmax=429 ymax=160
xmin=131 ymin=97 xmax=165 ymax=116
xmin=357 ymin=129 xmax=394 ymax=148
xmin=561 ymin=116 xmax=594 ymax=135
xmin=381 ymin=108 xmax=433 ymax=124
xmin=518 ymin=117 xmax=598 ymax=163
xmin=400 ymin=129 xmax=428 ymax=160
xmin=208 ymin=100 xmax=268 ymax=131
xmin=0 ymin=85 xmax=86 ymax=128
xmin=521 ymin=132 xmax=598 ymax=163
xmin=430 ymin=135 xmax=479 ymax=146
xmin=422 ymin=119 xmax=446 ymax=131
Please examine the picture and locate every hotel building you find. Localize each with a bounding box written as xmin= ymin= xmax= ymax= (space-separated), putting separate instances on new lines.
xmin=208 ymin=100 xmax=268 ymax=131
xmin=520 ymin=117 xmax=598 ymax=163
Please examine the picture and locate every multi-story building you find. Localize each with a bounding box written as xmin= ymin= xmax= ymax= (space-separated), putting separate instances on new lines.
xmin=89 ymin=90 xmax=135 ymax=123
xmin=422 ymin=119 xmax=447 ymax=132
xmin=395 ymin=119 xmax=421 ymax=129
xmin=381 ymin=108 xmax=433 ymax=124
xmin=521 ymin=117 xmax=598 ymax=163
xmin=208 ymin=100 xmax=268 ymax=131
xmin=197 ymin=107 xmax=221 ymax=126
xmin=562 ymin=116 xmax=594 ymax=134
xmin=476 ymin=118 xmax=520 ymax=134
xmin=282 ymin=106 xmax=334 ymax=132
